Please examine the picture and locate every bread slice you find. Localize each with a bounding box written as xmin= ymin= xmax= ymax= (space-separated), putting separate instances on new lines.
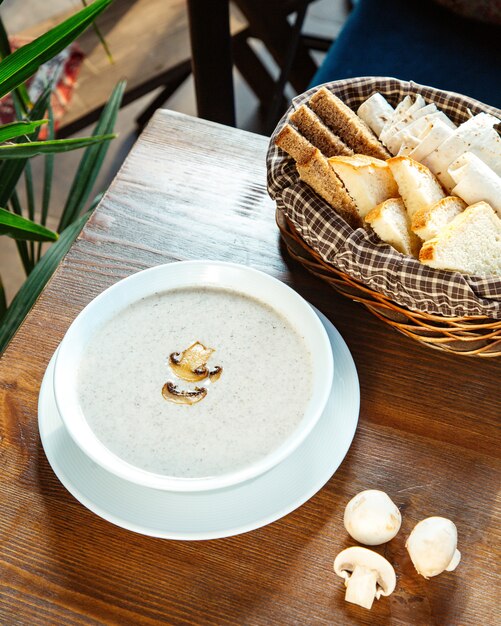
xmin=328 ymin=155 xmax=399 ymax=219
xmin=411 ymin=196 xmax=466 ymax=241
xmin=275 ymin=124 xmax=316 ymax=164
xmin=308 ymin=87 xmax=390 ymax=159
xmin=387 ymin=156 xmax=446 ymax=218
xmin=296 ymin=149 xmax=362 ymax=228
xmin=290 ymin=105 xmax=353 ymax=157
xmin=419 ymin=202 xmax=501 ymax=276
xmin=365 ymin=198 xmax=421 ymax=257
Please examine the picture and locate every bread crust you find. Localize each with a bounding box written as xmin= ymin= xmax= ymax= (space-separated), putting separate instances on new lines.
xmin=290 ymin=105 xmax=353 ymax=157
xmin=309 ymin=87 xmax=390 ymax=160
xmin=296 ymin=149 xmax=362 ymax=228
xmin=275 ymin=124 xmax=316 ymax=164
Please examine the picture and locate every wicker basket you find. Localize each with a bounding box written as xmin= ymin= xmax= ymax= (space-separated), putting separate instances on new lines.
xmin=270 ymin=78 xmax=501 ymax=357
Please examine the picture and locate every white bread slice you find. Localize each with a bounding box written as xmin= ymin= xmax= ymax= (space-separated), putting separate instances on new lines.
xmin=328 ymin=155 xmax=399 ymax=219
xmin=295 ymin=149 xmax=363 ymax=228
xmin=357 ymin=93 xmax=394 ymax=137
xmin=411 ymin=196 xmax=466 ymax=241
xmin=275 ymin=124 xmax=316 ymax=164
xmin=365 ymin=198 xmax=421 ymax=257
xmin=422 ymin=113 xmax=501 ymax=190
xmin=308 ymin=87 xmax=390 ymax=159
xmin=290 ymin=105 xmax=353 ymax=157
xmin=448 ymin=152 xmax=501 ymax=216
xmin=419 ymin=202 xmax=501 ymax=276
xmin=407 ymin=118 xmax=455 ymax=161
xmin=387 ymin=156 xmax=446 ymax=218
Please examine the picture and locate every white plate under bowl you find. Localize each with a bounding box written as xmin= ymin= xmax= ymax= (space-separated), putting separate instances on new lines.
xmin=38 ymin=308 xmax=359 ymax=540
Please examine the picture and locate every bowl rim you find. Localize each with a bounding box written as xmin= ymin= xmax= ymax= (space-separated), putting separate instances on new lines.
xmin=53 ymin=260 xmax=334 ymax=492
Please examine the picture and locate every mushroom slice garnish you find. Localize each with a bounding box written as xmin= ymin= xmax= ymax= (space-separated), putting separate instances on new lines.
xmin=333 ymin=547 xmax=396 ymax=610
xmin=208 ymin=366 xmax=223 ymax=382
xmin=162 ymin=381 xmax=207 ymax=405
xmin=169 ymin=342 xmax=214 ymax=382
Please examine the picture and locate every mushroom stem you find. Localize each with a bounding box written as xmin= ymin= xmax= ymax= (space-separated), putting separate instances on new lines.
xmin=445 ymin=549 xmax=461 ymax=572
xmin=344 ymin=565 xmax=379 ymax=610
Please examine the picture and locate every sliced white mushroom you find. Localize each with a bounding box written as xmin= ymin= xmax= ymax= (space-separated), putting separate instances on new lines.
xmin=344 ymin=490 xmax=402 ymax=545
xmin=333 ymin=546 xmax=396 ymax=610
xmin=406 ymin=516 xmax=461 ymax=578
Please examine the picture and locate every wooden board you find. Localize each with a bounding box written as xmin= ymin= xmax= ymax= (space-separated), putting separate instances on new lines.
xmin=0 ymin=110 xmax=500 ymax=625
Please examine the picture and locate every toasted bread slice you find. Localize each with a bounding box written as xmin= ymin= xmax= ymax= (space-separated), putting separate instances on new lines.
xmin=449 ymin=152 xmax=501 ymax=216
xmin=296 ymin=149 xmax=362 ymax=228
xmin=290 ymin=105 xmax=353 ymax=157
xmin=419 ymin=202 xmax=501 ymax=276
xmin=387 ymin=156 xmax=446 ymax=218
xmin=411 ymin=196 xmax=466 ymax=241
xmin=328 ymin=155 xmax=399 ymax=219
xmin=365 ymin=198 xmax=421 ymax=257
xmin=308 ymin=87 xmax=389 ymax=159
xmin=275 ymin=124 xmax=316 ymax=164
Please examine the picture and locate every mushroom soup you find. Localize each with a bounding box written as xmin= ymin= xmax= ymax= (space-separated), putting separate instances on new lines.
xmin=77 ymin=287 xmax=314 ymax=478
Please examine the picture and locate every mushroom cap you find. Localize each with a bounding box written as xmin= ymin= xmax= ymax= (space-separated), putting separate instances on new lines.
xmin=406 ymin=516 xmax=459 ymax=578
xmin=333 ymin=546 xmax=396 ymax=597
xmin=344 ymin=490 xmax=402 ymax=545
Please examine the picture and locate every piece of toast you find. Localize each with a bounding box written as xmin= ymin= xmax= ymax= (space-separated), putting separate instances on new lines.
xmin=411 ymin=196 xmax=466 ymax=241
xmin=365 ymin=198 xmax=421 ymax=257
xmin=419 ymin=201 xmax=501 ymax=276
xmin=308 ymin=87 xmax=390 ymax=160
xmin=295 ymin=149 xmax=362 ymax=228
xmin=275 ymin=124 xmax=316 ymax=164
xmin=290 ymin=105 xmax=353 ymax=157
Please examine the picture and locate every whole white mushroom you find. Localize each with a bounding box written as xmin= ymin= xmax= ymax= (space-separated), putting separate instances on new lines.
xmin=344 ymin=490 xmax=402 ymax=545
xmin=406 ymin=516 xmax=461 ymax=578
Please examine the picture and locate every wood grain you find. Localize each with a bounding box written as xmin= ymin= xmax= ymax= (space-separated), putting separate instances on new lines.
xmin=1 ymin=110 xmax=500 ymax=625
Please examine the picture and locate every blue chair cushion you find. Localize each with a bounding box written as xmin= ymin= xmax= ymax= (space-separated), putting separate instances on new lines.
xmin=309 ymin=0 xmax=501 ymax=108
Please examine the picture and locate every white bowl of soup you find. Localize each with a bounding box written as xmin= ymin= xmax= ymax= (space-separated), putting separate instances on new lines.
xmin=53 ymin=261 xmax=333 ymax=492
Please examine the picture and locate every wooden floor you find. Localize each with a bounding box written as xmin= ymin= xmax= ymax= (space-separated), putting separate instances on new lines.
xmin=0 ymin=0 xmax=349 ymax=305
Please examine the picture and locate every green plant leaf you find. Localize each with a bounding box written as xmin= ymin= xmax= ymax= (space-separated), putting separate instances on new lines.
xmin=0 ymin=85 xmax=52 ymax=208
xmin=0 ymin=134 xmax=115 ymax=158
xmin=0 ymin=0 xmax=113 ymax=100
xmin=59 ymin=79 xmax=125 ymax=231
xmin=0 ymin=206 xmax=58 ymax=241
xmin=9 ymin=191 xmax=33 ymax=275
xmin=0 ymin=15 xmax=31 ymax=113
xmin=0 ymin=211 xmax=89 ymax=354
xmin=0 ymin=274 xmax=7 ymax=322
xmin=0 ymin=120 xmax=47 ymax=143
xmin=81 ymin=0 xmax=114 ymax=63
xmin=37 ymin=105 xmax=55 ymax=261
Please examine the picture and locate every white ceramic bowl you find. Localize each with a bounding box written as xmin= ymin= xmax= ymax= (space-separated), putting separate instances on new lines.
xmin=53 ymin=261 xmax=334 ymax=492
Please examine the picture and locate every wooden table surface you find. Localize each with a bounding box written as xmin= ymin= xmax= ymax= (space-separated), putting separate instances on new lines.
xmin=1 ymin=110 xmax=500 ymax=626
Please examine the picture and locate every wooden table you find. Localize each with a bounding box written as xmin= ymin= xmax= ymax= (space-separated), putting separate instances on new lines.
xmin=1 ymin=111 xmax=499 ymax=625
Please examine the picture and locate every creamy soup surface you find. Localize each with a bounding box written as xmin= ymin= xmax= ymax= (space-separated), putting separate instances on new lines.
xmin=77 ymin=287 xmax=314 ymax=478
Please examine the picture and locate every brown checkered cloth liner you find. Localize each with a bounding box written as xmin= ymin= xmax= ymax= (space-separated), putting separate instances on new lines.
xmin=267 ymin=77 xmax=501 ymax=319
